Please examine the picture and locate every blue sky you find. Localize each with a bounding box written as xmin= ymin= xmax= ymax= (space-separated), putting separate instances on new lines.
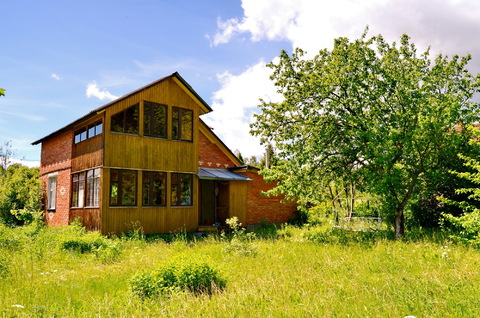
xmin=1 ymin=0 xmax=480 ymax=167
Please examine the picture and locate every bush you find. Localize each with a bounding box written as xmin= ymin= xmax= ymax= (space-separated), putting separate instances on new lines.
xmin=130 ymin=255 xmax=226 ymax=298
xmin=60 ymin=232 xmax=109 ymax=253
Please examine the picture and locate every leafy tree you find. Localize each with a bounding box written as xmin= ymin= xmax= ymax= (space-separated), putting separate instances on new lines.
xmin=0 ymin=88 xmax=4 ymax=96
xmin=251 ymin=31 xmax=480 ymax=239
xmin=441 ymin=143 xmax=480 ymax=247
xmin=0 ymin=163 xmax=41 ymax=226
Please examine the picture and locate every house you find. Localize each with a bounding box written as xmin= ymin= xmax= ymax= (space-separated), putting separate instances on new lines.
xmin=32 ymin=72 xmax=296 ymax=234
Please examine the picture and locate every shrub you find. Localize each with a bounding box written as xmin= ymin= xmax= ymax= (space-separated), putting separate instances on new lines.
xmin=61 ymin=232 xmax=109 ymax=253
xmin=130 ymin=255 xmax=226 ymax=298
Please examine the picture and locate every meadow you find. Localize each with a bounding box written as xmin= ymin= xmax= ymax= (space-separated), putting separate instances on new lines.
xmin=1 ymin=222 xmax=479 ymax=318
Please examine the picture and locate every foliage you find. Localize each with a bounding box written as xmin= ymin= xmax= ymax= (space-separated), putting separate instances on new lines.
xmin=222 ymin=216 xmax=257 ymax=256
xmin=0 ymin=88 xmax=4 ymax=96
xmin=130 ymin=254 xmax=226 ymax=297
xmin=441 ymin=150 xmax=480 ymax=247
xmin=0 ymin=162 xmax=42 ymax=226
xmin=251 ymin=30 xmax=480 ymax=239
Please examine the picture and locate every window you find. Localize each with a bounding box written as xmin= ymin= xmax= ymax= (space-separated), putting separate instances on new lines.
xmin=88 ymin=122 xmax=103 ymax=139
xmin=143 ymin=171 xmax=166 ymax=206
xmin=111 ymin=104 xmax=139 ymax=135
xmin=110 ymin=169 xmax=137 ymax=206
xmin=47 ymin=176 xmax=57 ymax=210
xmin=144 ymin=101 xmax=167 ymax=138
xmin=74 ymin=121 xmax=102 ymax=144
xmin=172 ymin=107 xmax=193 ymax=141
xmin=86 ymin=168 xmax=100 ymax=207
xmin=171 ymin=173 xmax=193 ymax=206
xmin=71 ymin=172 xmax=85 ymax=208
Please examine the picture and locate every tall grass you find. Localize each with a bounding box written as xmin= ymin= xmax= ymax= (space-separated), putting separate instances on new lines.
xmin=1 ymin=222 xmax=479 ymax=317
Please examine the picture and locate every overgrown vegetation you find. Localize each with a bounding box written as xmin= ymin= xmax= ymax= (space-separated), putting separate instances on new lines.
xmin=1 ymin=220 xmax=480 ymax=317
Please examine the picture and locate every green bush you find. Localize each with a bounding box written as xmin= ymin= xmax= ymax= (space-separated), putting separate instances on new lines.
xmin=61 ymin=232 xmax=109 ymax=253
xmin=130 ymin=255 xmax=226 ymax=298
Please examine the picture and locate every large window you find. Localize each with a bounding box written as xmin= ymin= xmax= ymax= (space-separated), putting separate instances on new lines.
xmin=110 ymin=169 xmax=137 ymax=206
xmin=71 ymin=172 xmax=85 ymax=208
xmin=47 ymin=176 xmax=57 ymax=210
xmin=74 ymin=122 xmax=102 ymax=144
xmin=171 ymin=173 xmax=193 ymax=206
xmin=86 ymin=168 xmax=100 ymax=207
xmin=111 ymin=104 xmax=139 ymax=135
xmin=143 ymin=171 xmax=166 ymax=206
xmin=144 ymin=101 xmax=167 ymax=138
xmin=71 ymin=168 xmax=100 ymax=208
xmin=172 ymin=107 xmax=193 ymax=141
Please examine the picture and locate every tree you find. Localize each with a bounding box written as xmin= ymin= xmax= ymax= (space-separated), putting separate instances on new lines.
xmin=251 ymin=31 xmax=480 ymax=239
xmin=0 ymin=88 xmax=4 ymax=96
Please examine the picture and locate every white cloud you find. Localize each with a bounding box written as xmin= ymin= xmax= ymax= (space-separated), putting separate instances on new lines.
xmin=213 ymin=0 xmax=480 ymax=58
xmin=203 ymin=60 xmax=282 ymax=158
xmin=86 ymin=81 xmax=118 ymax=101
xmin=209 ymin=0 xmax=480 ymax=159
xmin=51 ymin=73 xmax=61 ymax=80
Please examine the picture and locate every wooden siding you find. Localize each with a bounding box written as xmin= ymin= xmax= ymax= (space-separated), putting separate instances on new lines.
xmin=228 ymin=181 xmax=248 ymax=225
xmin=100 ymin=168 xmax=199 ymax=235
xmin=70 ymin=208 xmax=101 ymax=231
xmin=72 ymin=134 xmax=104 ymax=172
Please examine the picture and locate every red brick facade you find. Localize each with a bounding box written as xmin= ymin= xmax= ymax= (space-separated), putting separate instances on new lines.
xmin=241 ymin=170 xmax=296 ymax=225
xmin=198 ymin=129 xmax=237 ymax=168
xmin=39 ymin=131 xmax=72 ymax=227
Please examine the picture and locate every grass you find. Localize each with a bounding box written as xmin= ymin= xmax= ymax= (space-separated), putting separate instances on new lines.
xmin=0 ymin=222 xmax=479 ymax=317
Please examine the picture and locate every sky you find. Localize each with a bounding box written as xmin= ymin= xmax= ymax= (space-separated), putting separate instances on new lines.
xmin=1 ymin=0 xmax=480 ymax=167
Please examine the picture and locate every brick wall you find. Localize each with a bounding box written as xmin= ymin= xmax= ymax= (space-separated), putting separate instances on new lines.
xmin=39 ymin=131 xmax=73 ymax=227
xmin=242 ymin=170 xmax=297 ymax=225
xmin=198 ymin=131 xmax=237 ymax=168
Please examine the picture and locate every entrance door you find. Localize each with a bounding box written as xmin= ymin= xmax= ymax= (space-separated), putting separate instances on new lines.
xmin=199 ymin=180 xmax=230 ymax=226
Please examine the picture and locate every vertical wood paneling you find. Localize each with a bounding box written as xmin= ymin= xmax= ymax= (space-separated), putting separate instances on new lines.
xmin=229 ymin=181 xmax=248 ymax=225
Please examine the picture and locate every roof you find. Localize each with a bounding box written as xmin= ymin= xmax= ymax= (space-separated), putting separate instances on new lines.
xmin=199 ymin=119 xmax=243 ymax=167
xmin=32 ymin=72 xmax=212 ymax=145
xmin=197 ymin=167 xmax=251 ymax=181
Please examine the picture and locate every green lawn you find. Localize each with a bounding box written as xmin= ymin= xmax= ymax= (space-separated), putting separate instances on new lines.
xmin=1 ymin=223 xmax=479 ymax=317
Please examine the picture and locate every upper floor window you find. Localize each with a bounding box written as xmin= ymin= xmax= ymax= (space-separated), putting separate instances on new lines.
xmin=172 ymin=107 xmax=193 ymax=142
xmin=111 ymin=104 xmax=139 ymax=135
xmin=74 ymin=121 xmax=103 ymax=144
xmin=142 ymin=171 xmax=166 ymax=206
xmin=110 ymin=169 xmax=137 ymax=206
xmin=171 ymin=173 xmax=193 ymax=206
xmin=144 ymin=101 xmax=167 ymax=138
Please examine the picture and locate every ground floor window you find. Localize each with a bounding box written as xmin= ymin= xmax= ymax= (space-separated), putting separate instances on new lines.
xmin=71 ymin=168 xmax=101 ymax=208
xmin=110 ymin=169 xmax=137 ymax=206
xmin=47 ymin=176 xmax=57 ymax=210
xmin=71 ymin=172 xmax=85 ymax=208
xmin=143 ymin=171 xmax=166 ymax=206
xmin=171 ymin=173 xmax=193 ymax=206
xmin=86 ymin=168 xmax=100 ymax=207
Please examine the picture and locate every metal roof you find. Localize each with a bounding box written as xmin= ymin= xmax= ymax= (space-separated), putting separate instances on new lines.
xmin=197 ymin=167 xmax=251 ymax=181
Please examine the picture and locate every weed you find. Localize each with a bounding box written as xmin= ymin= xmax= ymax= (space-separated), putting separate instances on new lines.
xmin=130 ymin=254 xmax=226 ymax=298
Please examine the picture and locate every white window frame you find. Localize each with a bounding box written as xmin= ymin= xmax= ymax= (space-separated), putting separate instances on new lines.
xmin=47 ymin=174 xmax=58 ymax=210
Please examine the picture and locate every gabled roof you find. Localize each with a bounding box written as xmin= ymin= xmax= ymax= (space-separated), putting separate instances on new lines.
xmin=32 ymin=72 xmax=212 ymax=145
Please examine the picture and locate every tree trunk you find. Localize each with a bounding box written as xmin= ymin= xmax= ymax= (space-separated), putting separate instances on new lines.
xmin=394 ymin=208 xmax=405 ymax=239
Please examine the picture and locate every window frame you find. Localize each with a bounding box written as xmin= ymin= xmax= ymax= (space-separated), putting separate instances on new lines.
xmin=144 ymin=101 xmax=167 ymax=139
xmin=86 ymin=168 xmax=101 ymax=208
xmin=171 ymin=173 xmax=193 ymax=206
xmin=71 ymin=172 xmax=85 ymax=208
xmin=74 ymin=121 xmax=103 ymax=144
xmin=142 ymin=171 xmax=167 ymax=207
xmin=110 ymin=104 xmax=139 ymax=135
xmin=110 ymin=169 xmax=137 ymax=207
xmin=172 ymin=107 xmax=193 ymax=142
xmin=47 ymin=176 xmax=57 ymax=211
